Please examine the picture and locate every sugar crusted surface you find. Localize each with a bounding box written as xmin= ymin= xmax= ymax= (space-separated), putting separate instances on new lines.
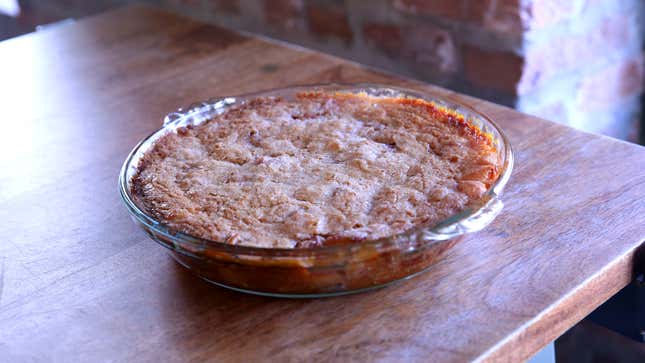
xmin=132 ymin=92 xmax=500 ymax=248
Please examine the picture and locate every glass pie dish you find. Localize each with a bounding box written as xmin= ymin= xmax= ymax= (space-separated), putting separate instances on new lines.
xmin=119 ymin=84 xmax=514 ymax=297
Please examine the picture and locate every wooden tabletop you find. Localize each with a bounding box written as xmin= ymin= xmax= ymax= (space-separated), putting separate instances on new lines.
xmin=1 ymin=5 xmax=644 ymax=362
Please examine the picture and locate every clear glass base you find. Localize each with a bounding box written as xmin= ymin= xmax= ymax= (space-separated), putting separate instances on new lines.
xmin=197 ymin=276 xmax=389 ymax=298
xmin=171 ymin=253 xmax=429 ymax=298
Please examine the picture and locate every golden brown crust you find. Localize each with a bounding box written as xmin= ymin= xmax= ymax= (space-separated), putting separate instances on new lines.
xmin=132 ymin=92 xmax=500 ymax=248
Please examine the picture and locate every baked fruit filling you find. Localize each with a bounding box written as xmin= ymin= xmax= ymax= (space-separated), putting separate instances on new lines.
xmin=132 ymin=92 xmax=500 ymax=248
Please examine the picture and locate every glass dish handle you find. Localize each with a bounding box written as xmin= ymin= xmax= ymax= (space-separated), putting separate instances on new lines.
xmin=163 ymin=97 xmax=237 ymax=127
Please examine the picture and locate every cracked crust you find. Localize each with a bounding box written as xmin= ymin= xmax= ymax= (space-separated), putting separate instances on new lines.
xmin=131 ymin=92 xmax=500 ymax=248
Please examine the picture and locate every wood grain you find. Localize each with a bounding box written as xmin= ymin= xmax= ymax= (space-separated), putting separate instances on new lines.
xmin=0 ymin=5 xmax=644 ymax=362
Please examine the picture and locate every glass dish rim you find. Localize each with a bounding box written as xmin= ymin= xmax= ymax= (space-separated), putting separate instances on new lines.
xmin=118 ymin=83 xmax=514 ymax=258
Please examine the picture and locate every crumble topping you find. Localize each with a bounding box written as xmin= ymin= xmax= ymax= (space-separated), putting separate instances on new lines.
xmin=132 ymin=92 xmax=500 ymax=248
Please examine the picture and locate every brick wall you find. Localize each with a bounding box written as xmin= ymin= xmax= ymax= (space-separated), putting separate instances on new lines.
xmin=11 ymin=0 xmax=645 ymax=142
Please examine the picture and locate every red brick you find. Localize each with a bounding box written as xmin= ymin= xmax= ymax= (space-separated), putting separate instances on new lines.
xmin=467 ymin=0 xmax=525 ymax=35
xmin=363 ymin=22 xmax=457 ymax=74
xmin=167 ymin=0 xmax=202 ymax=6
xmin=16 ymin=8 xmax=61 ymax=27
xmin=17 ymin=0 xmax=93 ymax=26
xmin=463 ymin=46 xmax=524 ymax=93
xmin=394 ymin=0 xmax=616 ymax=35
xmin=212 ymin=0 xmax=240 ymax=14
xmin=576 ymin=55 xmax=644 ymax=110
xmin=625 ymin=116 xmax=640 ymax=143
xmin=165 ymin=0 xmax=207 ymax=16
xmin=396 ymin=0 xmax=583 ymax=35
xmin=392 ymin=0 xmax=466 ymax=20
xmin=362 ymin=23 xmax=403 ymax=57
xmin=466 ymin=0 xmax=579 ymax=33
xmin=264 ymin=0 xmax=303 ymax=29
xmin=307 ymin=2 xmax=352 ymax=43
xmin=404 ymin=25 xmax=457 ymax=73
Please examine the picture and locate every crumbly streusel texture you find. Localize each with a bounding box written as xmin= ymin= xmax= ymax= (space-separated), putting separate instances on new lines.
xmin=132 ymin=92 xmax=500 ymax=248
